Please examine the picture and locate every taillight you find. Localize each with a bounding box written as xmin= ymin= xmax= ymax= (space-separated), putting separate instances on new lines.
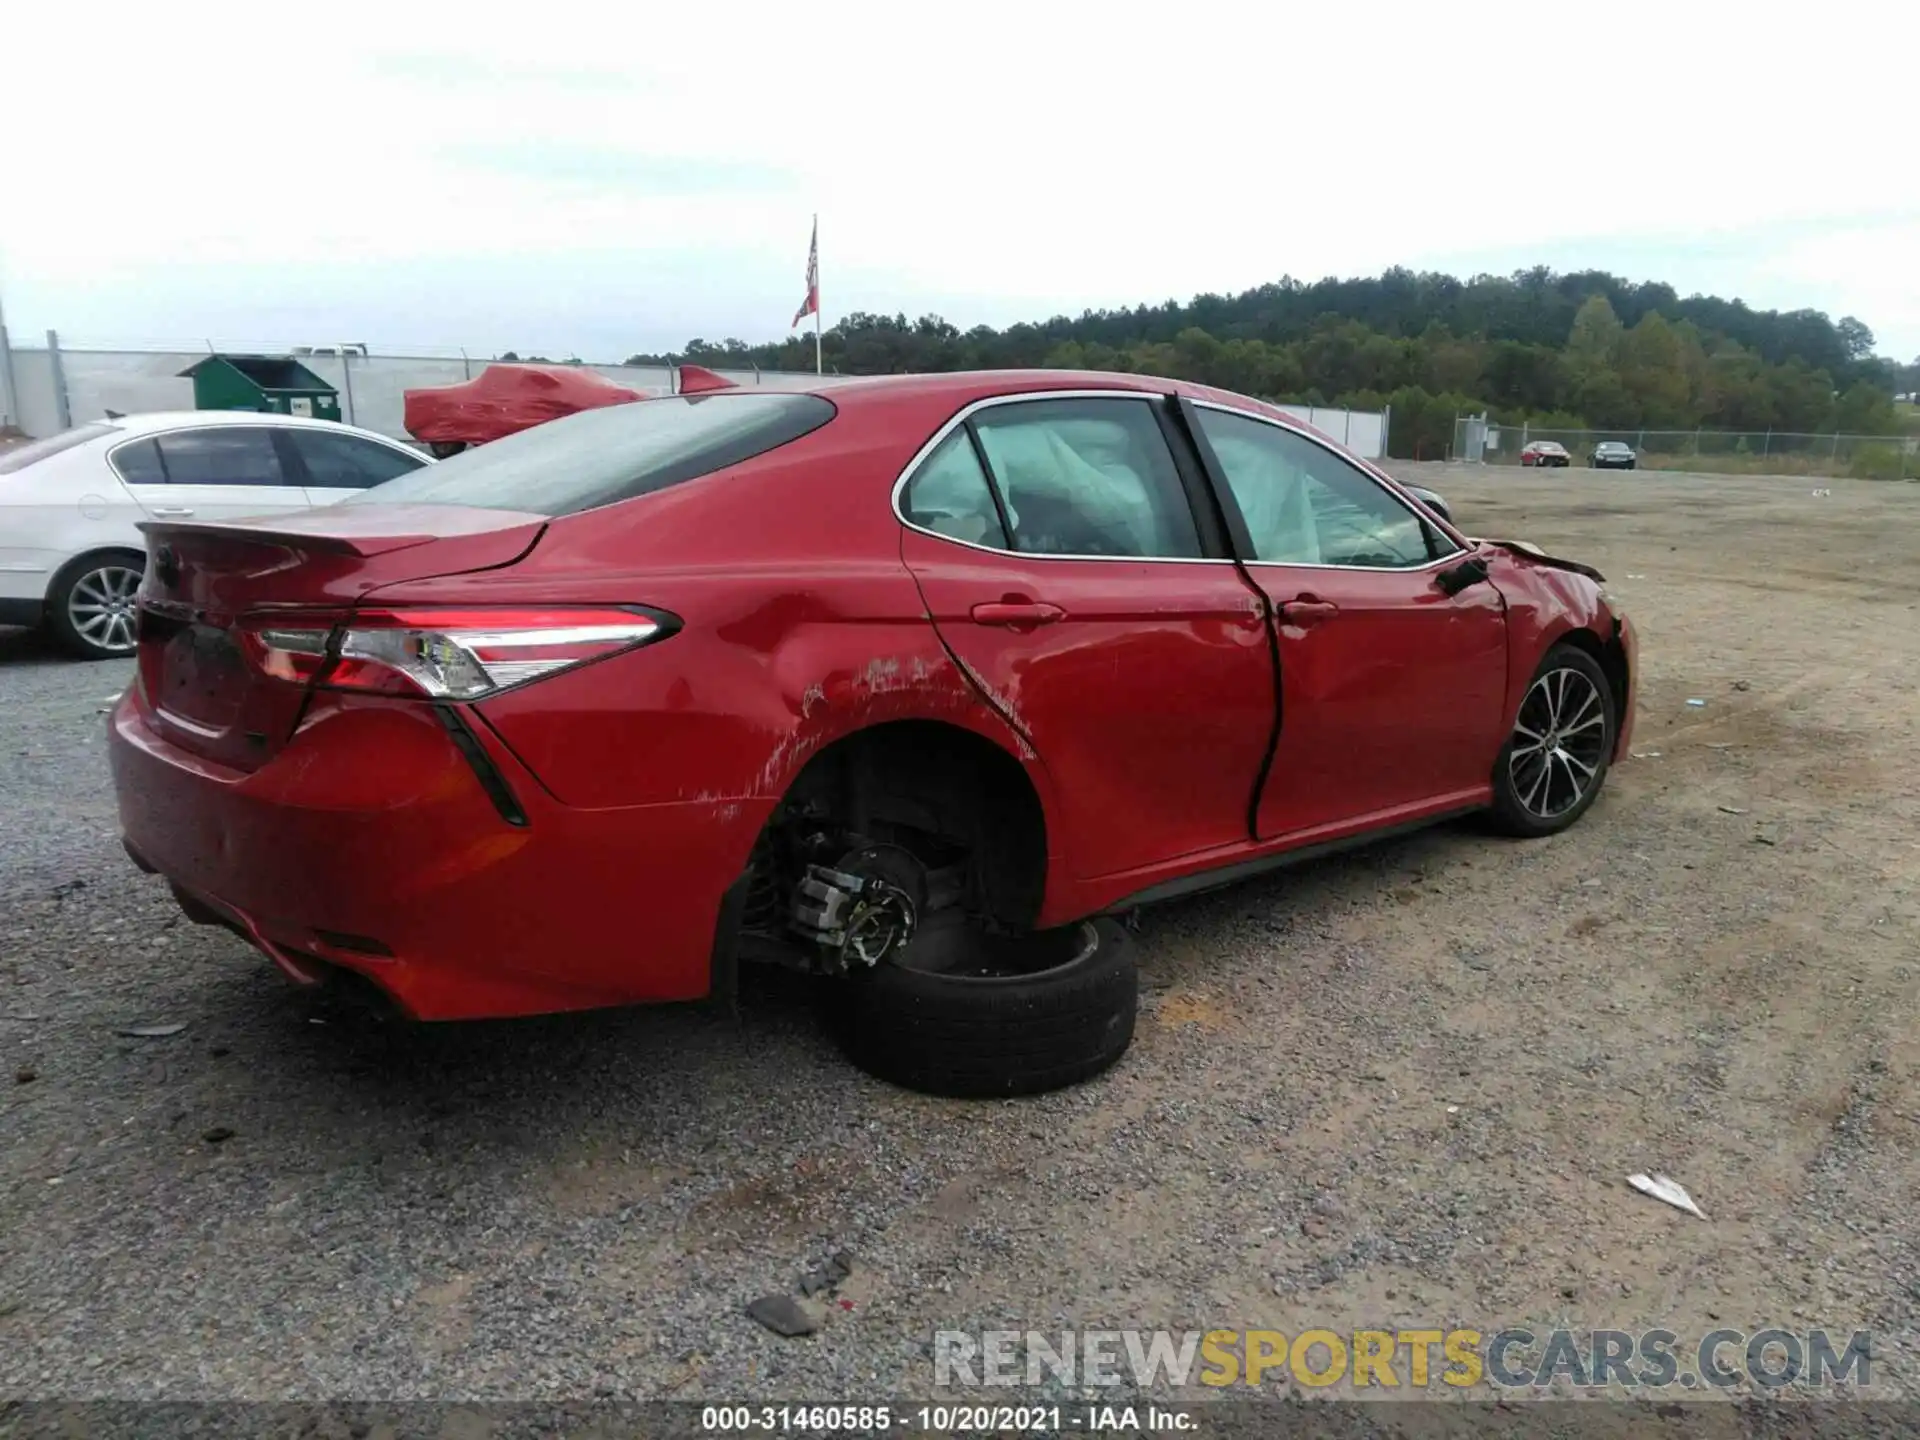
xmin=241 ymin=607 xmax=670 ymax=699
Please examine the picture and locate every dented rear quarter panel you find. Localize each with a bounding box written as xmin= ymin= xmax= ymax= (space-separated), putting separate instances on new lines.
xmin=370 ymin=405 xmax=1063 ymax=880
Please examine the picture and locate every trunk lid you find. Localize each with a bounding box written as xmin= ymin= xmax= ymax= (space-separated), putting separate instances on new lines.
xmin=134 ymin=505 xmax=545 ymax=771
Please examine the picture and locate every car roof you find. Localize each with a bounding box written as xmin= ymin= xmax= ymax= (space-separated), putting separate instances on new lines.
xmin=778 ymin=368 xmax=1334 ymax=441
xmin=786 ymin=369 xmax=1164 ymax=403
xmin=98 ymin=411 xmax=406 ymax=441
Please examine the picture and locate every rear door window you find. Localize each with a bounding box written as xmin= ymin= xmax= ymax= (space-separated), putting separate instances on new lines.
xmin=110 ymin=438 xmax=169 ymax=485
xmin=344 ymin=393 xmax=837 ymax=517
xmin=287 ymin=429 xmax=427 ymax=489
xmin=152 ymin=427 xmax=294 ymax=486
xmin=966 ymin=398 xmax=1202 ymax=559
xmin=901 ymin=431 xmax=1011 ymax=550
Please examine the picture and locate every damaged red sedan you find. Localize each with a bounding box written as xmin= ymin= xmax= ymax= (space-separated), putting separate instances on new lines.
xmin=109 ymin=371 xmax=1636 ymax=1096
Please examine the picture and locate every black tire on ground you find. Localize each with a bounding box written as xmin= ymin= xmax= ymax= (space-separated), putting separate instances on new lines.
xmin=1486 ymin=642 xmax=1617 ymax=839
xmin=832 ymin=917 xmax=1137 ymax=1098
xmin=46 ymin=551 xmax=146 ymax=660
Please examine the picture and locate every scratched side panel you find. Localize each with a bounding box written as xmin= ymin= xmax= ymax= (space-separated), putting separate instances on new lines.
xmin=470 ymin=564 xmax=1024 ymax=819
xmin=374 ymin=424 xmax=1063 ymax=887
xmin=900 ymin=528 xmax=1276 ymax=883
xmin=1484 ymin=550 xmax=1616 ymax=722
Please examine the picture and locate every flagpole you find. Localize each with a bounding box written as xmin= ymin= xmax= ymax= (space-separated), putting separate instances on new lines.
xmin=812 ymin=213 xmax=822 ymax=375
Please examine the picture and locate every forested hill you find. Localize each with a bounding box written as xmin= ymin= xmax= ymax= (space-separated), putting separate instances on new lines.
xmin=622 ymin=267 xmax=1915 ymax=458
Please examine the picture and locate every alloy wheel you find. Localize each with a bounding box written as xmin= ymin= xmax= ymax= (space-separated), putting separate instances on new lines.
xmin=1508 ymin=666 xmax=1608 ymax=819
xmin=67 ymin=564 xmax=143 ymax=655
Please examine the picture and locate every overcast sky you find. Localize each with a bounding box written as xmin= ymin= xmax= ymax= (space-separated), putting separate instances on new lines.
xmin=7 ymin=1 xmax=1917 ymax=362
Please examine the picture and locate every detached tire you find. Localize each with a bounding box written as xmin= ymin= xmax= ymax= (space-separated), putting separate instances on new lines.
xmin=833 ymin=918 xmax=1136 ymax=1098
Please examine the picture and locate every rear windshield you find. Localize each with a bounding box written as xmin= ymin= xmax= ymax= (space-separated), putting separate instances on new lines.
xmin=345 ymin=393 xmax=836 ymax=516
xmin=0 ymin=422 xmax=119 ymax=474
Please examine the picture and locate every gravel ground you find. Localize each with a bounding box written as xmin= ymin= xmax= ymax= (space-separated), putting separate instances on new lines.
xmin=2 ymin=465 xmax=1917 ymax=1405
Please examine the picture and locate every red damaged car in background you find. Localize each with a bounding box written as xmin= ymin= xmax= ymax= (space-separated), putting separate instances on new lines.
xmin=108 ymin=371 xmax=1637 ymax=1097
xmin=403 ymin=362 xmax=644 ymax=457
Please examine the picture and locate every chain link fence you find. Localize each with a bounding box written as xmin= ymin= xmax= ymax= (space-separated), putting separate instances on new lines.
xmin=1452 ymin=416 xmax=1920 ymax=480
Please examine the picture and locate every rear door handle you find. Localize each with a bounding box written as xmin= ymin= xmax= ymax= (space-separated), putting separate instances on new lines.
xmin=970 ymin=601 xmax=1065 ymax=627
xmin=1280 ymin=599 xmax=1340 ymax=625
xmin=150 ymin=506 xmax=195 ymax=517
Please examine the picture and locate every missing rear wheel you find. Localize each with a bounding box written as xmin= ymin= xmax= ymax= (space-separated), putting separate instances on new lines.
xmin=830 ymin=917 xmax=1138 ymax=1098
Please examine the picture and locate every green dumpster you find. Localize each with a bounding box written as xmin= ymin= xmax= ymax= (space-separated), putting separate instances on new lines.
xmin=178 ymin=354 xmax=341 ymax=421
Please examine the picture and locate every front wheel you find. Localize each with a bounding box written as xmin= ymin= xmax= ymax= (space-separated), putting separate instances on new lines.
xmin=47 ymin=554 xmax=145 ymax=659
xmin=1487 ymin=643 xmax=1616 ymax=838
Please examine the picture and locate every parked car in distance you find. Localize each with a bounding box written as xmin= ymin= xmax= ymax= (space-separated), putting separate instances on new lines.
xmin=109 ymin=370 xmax=1636 ymax=1099
xmin=0 ymin=412 xmax=431 ymax=659
xmin=403 ymin=363 xmax=644 ymax=457
xmin=1589 ymin=441 xmax=1638 ymax=470
xmin=1520 ymin=440 xmax=1571 ymax=468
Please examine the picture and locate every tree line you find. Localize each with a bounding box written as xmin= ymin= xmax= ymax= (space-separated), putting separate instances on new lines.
xmin=616 ymin=267 xmax=1914 ymax=459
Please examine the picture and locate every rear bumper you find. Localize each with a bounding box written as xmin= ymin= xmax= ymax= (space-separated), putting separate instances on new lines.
xmin=108 ymin=689 xmax=767 ymax=1020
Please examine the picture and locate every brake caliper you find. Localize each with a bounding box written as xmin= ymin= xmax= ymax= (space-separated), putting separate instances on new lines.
xmin=790 ymin=845 xmax=924 ymax=972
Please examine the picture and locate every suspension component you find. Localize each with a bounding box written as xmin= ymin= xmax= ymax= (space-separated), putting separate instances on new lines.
xmin=791 ymin=865 xmax=918 ymax=970
xmin=790 ymin=843 xmax=927 ymax=971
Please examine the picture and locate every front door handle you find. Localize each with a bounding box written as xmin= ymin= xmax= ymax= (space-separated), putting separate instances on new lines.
xmin=149 ymin=506 xmax=196 ymax=517
xmin=1280 ymin=598 xmax=1340 ymax=626
xmin=971 ymin=601 xmax=1065 ymax=628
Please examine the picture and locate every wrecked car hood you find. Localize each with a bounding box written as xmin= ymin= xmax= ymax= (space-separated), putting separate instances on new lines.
xmin=1474 ymin=538 xmax=1606 ymax=584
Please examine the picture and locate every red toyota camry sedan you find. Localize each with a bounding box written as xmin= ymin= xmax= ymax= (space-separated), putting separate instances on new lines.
xmin=109 ymin=370 xmax=1636 ymax=1096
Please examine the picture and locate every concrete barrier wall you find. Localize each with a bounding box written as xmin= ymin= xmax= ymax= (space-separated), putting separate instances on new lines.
xmin=2 ymin=346 xmax=1388 ymax=459
xmin=0 ymin=348 xmax=858 ymax=443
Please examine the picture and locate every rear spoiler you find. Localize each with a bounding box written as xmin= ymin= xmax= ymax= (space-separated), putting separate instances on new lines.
xmin=677 ymin=364 xmax=738 ymax=395
xmin=134 ymin=519 xmax=438 ymax=558
xmin=134 ymin=504 xmax=550 ymax=559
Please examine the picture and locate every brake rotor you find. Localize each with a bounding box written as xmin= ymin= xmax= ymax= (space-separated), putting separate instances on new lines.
xmin=832 ymin=844 xmax=926 ymax=969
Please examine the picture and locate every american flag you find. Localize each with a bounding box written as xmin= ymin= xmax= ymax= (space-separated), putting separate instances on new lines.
xmin=792 ymin=217 xmax=819 ymax=328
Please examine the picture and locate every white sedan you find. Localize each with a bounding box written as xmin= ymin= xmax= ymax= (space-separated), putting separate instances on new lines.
xmin=0 ymin=411 xmax=431 ymax=659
